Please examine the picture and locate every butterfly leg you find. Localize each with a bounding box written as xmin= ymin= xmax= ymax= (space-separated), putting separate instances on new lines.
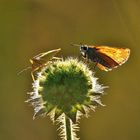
xmin=93 ymin=62 xmax=98 ymax=70
xmin=78 ymin=55 xmax=82 ymax=60
xmin=86 ymin=58 xmax=90 ymax=63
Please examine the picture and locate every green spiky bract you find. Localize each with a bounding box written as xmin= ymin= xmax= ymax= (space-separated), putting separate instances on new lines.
xmin=27 ymin=58 xmax=105 ymax=140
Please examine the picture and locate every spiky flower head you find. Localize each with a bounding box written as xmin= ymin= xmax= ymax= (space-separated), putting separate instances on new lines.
xmin=27 ymin=58 xmax=105 ymax=124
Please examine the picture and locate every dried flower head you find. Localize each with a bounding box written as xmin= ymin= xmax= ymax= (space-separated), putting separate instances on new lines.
xmin=27 ymin=58 xmax=105 ymax=122
xmin=26 ymin=57 xmax=106 ymax=140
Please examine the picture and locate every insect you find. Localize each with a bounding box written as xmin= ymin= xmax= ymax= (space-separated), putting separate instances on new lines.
xmin=71 ymin=44 xmax=130 ymax=71
xmin=18 ymin=48 xmax=61 ymax=81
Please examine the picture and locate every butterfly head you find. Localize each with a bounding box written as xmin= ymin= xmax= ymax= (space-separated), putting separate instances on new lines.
xmin=80 ymin=45 xmax=88 ymax=57
xmin=70 ymin=43 xmax=89 ymax=57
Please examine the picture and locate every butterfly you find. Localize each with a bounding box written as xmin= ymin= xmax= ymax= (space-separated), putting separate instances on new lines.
xmin=18 ymin=48 xmax=61 ymax=81
xmin=71 ymin=44 xmax=130 ymax=71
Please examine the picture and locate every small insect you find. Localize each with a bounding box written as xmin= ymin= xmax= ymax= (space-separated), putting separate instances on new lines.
xmin=18 ymin=48 xmax=61 ymax=81
xmin=71 ymin=44 xmax=130 ymax=71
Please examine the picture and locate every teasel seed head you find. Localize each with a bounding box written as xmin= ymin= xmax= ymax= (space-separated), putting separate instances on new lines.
xmin=26 ymin=58 xmax=106 ymax=123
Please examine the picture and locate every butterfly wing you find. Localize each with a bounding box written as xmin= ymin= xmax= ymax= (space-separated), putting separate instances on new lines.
xmin=96 ymin=63 xmax=109 ymax=71
xmin=89 ymin=45 xmax=130 ymax=71
xmin=96 ymin=51 xmax=119 ymax=71
xmin=96 ymin=46 xmax=130 ymax=64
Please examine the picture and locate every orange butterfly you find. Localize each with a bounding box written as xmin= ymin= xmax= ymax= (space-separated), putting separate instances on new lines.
xmin=72 ymin=44 xmax=130 ymax=71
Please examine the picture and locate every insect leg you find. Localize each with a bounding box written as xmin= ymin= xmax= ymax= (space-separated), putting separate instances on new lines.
xmin=78 ymin=55 xmax=82 ymax=60
xmin=85 ymin=56 xmax=89 ymax=63
xmin=31 ymin=72 xmax=35 ymax=81
xmin=52 ymin=57 xmax=63 ymax=61
xmin=93 ymin=62 xmax=98 ymax=70
xmin=17 ymin=66 xmax=31 ymax=75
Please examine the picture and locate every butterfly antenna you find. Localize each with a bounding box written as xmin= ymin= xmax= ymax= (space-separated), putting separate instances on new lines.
xmin=70 ymin=43 xmax=81 ymax=47
xmin=17 ymin=66 xmax=32 ymax=75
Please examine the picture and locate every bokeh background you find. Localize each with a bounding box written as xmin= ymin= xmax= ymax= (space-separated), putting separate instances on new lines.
xmin=0 ymin=0 xmax=139 ymax=140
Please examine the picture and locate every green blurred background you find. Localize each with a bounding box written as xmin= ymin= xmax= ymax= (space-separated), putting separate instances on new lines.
xmin=0 ymin=0 xmax=139 ymax=140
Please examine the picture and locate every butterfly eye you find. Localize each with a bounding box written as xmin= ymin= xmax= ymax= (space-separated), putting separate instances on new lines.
xmin=80 ymin=45 xmax=88 ymax=51
xmin=83 ymin=47 xmax=87 ymax=50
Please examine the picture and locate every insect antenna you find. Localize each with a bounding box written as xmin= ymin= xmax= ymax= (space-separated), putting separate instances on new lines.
xmin=17 ymin=66 xmax=32 ymax=75
xmin=70 ymin=43 xmax=81 ymax=47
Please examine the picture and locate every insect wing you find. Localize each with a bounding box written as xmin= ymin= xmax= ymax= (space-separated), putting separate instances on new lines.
xmin=95 ymin=46 xmax=130 ymax=65
xmin=96 ymin=51 xmax=119 ymax=71
xmin=96 ymin=63 xmax=111 ymax=71
xmin=89 ymin=45 xmax=130 ymax=71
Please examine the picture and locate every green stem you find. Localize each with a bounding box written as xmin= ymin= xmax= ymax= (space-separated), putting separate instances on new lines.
xmin=65 ymin=115 xmax=72 ymax=140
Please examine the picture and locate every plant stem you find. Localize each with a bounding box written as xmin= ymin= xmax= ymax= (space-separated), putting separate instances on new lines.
xmin=65 ymin=115 xmax=73 ymax=140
